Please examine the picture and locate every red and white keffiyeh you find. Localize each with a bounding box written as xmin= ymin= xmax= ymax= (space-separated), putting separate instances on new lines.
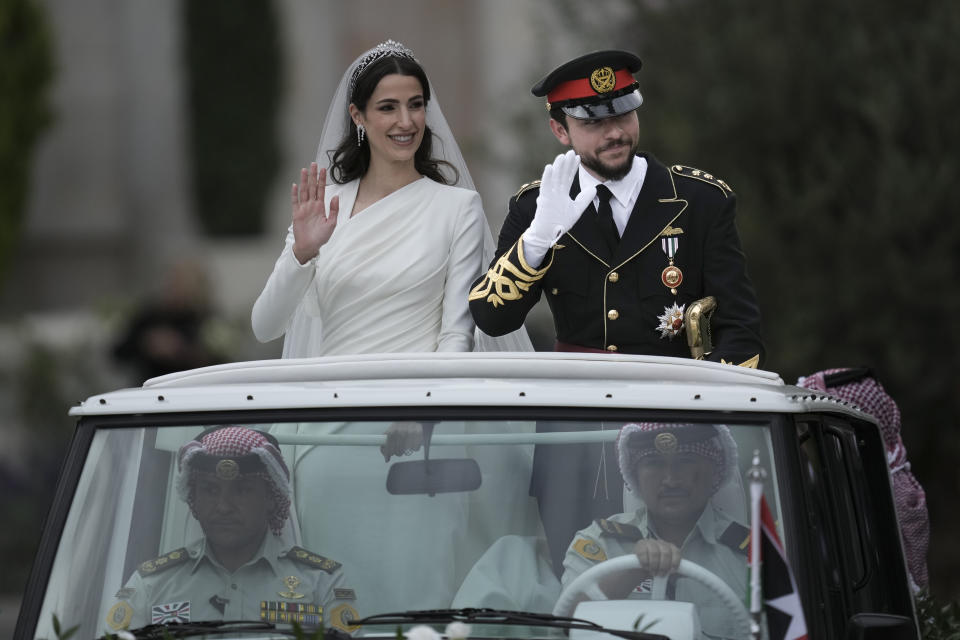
xmin=177 ymin=426 xmax=291 ymax=535
xmin=616 ymin=422 xmax=738 ymax=495
xmin=798 ymin=368 xmax=929 ymax=589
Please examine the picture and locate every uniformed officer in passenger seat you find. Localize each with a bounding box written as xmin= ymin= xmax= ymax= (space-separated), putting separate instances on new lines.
xmin=561 ymin=423 xmax=748 ymax=639
xmin=104 ymin=426 xmax=359 ymax=634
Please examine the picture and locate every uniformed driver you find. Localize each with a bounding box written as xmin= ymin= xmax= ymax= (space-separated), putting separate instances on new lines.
xmin=104 ymin=426 xmax=360 ymax=634
xmin=561 ymin=422 xmax=748 ymax=639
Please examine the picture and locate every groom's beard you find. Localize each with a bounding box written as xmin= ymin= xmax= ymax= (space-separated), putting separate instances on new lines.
xmin=579 ymin=137 xmax=640 ymax=182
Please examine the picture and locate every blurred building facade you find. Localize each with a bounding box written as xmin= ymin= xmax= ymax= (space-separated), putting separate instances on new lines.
xmin=0 ymin=0 xmax=564 ymax=331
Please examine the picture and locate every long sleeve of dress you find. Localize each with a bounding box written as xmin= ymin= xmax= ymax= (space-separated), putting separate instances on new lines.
xmin=251 ymin=226 xmax=317 ymax=343
xmin=437 ymin=191 xmax=485 ymax=351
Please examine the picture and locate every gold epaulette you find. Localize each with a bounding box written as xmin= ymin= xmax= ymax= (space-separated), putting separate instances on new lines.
xmin=596 ymin=518 xmax=643 ymax=542
xmin=671 ymin=164 xmax=733 ymax=197
xmin=514 ymin=180 xmax=541 ymax=199
xmin=287 ymin=546 xmax=342 ymax=574
xmin=137 ymin=547 xmax=189 ymax=576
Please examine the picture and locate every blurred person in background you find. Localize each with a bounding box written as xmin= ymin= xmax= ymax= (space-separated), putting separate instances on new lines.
xmin=113 ymin=258 xmax=224 ymax=382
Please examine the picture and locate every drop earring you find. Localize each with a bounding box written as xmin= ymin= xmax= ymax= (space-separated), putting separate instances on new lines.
xmin=356 ymin=123 xmax=366 ymax=146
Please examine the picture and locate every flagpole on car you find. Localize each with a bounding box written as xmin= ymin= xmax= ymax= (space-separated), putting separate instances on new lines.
xmin=747 ymin=450 xmax=767 ymax=640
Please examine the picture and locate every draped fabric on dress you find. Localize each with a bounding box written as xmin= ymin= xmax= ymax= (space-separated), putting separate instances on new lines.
xmin=307 ymin=177 xmax=480 ymax=355
xmin=252 ymin=177 xmax=486 ymax=357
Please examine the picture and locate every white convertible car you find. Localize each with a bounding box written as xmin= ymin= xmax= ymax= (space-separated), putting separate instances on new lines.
xmin=16 ymin=353 xmax=918 ymax=639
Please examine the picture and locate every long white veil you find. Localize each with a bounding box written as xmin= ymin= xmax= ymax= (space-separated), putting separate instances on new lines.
xmin=314 ymin=41 xmax=532 ymax=352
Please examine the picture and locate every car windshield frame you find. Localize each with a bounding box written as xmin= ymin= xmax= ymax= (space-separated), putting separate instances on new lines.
xmin=20 ymin=405 xmax=793 ymax=640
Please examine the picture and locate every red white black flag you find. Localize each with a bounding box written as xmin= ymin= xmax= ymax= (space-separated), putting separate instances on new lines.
xmin=756 ymin=496 xmax=808 ymax=640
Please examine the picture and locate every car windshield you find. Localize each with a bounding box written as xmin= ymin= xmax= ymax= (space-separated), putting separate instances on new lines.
xmin=34 ymin=418 xmax=784 ymax=639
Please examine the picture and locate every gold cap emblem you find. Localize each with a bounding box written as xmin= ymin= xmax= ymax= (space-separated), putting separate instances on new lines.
xmin=590 ymin=66 xmax=616 ymax=93
xmin=215 ymin=459 xmax=239 ymax=480
xmin=654 ymin=432 xmax=678 ymax=453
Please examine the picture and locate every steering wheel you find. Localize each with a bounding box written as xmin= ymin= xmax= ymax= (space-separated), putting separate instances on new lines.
xmin=552 ymin=555 xmax=751 ymax=638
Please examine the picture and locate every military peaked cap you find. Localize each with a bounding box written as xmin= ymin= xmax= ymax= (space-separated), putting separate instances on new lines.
xmin=532 ymin=49 xmax=643 ymax=120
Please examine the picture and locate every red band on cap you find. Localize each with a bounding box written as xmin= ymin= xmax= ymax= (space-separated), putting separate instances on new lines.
xmin=547 ymin=68 xmax=636 ymax=105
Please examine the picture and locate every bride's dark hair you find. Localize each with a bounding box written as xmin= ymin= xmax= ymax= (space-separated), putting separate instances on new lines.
xmin=328 ymin=55 xmax=458 ymax=186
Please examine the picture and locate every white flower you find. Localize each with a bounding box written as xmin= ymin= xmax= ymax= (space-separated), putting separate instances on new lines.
xmin=445 ymin=621 xmax=472 ymax=640
xmin=115 ymin=632 xmax=136 ymax=640
xmin=406 ymin=625 xmax=443 ymax=640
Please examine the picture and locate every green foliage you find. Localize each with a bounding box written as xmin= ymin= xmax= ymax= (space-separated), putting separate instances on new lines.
xmin=0 ymin=0 xmax=54 ymax=282
xmin=632 ymin=613 xmax=659 ymax=634
xmin=554 ymin=0 xmax=960 ymax=596
xmin=291 ymin=620 xmax=326 ymax=640
xmin=183 ymin=0 xmax=282 ymax=236
xmin=916 ymin=591 xmax=960 ymax=640
xmin=50 ymin=614 xmax=78 ymax=640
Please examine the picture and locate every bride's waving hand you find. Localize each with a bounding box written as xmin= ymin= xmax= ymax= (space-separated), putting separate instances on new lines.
xmin=291 ymin=163 xmax=339 ymax=265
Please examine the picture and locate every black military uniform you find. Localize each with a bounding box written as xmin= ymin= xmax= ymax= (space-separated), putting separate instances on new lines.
xmin=469 ymin=50 xmax=763 ymax=367
xmin=470 ymin=50 xmax=764 ymax=576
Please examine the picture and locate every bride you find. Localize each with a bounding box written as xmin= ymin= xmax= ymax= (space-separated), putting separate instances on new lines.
xmin=252 ymin=39 xmax=529 ymax=356
xmin=251 ymin=40 xmax=536 ymax=619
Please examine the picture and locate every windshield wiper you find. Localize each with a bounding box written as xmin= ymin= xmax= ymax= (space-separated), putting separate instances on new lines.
xmin=100 ymin=619 xmax=287 ymax=639
xmin=352 ymin=608 xmax=669 ymax=640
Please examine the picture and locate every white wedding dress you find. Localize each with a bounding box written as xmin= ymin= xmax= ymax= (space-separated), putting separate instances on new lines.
xmin=253 ymin=41 xmax=535 ymax=619
xmin=251 ymin=176 xmax=483 ymax=356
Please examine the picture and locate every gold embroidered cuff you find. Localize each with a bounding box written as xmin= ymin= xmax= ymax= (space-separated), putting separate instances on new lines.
xmin=468 ymin=237 xmax=553 ymax=308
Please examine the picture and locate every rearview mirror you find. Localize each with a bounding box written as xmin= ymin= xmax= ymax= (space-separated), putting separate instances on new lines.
xmin=386 ymin=458 xmax=482 ymax=496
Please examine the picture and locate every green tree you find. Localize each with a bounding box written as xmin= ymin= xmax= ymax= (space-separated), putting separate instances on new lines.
xmin=555 ymin=0 xmax=960 ymax=596
xmin=0 ymin=0 xmax=53 ymax=281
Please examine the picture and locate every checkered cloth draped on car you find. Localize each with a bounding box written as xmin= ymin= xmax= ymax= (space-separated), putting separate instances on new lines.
xmin=798 ymin=368 xmax=929 ymax=590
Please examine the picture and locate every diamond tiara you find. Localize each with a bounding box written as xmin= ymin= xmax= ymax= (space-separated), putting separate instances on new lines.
xmin=348 ymin=40 xmax=418 ymax=98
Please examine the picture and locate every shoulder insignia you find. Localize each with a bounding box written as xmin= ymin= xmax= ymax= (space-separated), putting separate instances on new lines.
xmin=596 ymin=518 xmax=644 ymax=542
xmin=514 ymin=180 xmax=541 ymax=199
xmin=329 ymin=603 xmax=361 ymax=632
xmin=105 ymin=600 xmax=133 ymax=631
xmin=287 ymin=546 xmax=342 ymax=574
xmin=718 ymin=521 xmax=750 ymax=556
xmin=573 ymin=538 xmax=607 ymax=562
xmin=138 ymin=547 xmax=189 ymax=576
xmin=671 ymin=164 xmax=734 ymax=197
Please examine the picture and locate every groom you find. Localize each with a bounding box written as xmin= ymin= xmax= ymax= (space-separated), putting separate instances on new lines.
xmin=469 ymin=49 xmax=763 ymax=367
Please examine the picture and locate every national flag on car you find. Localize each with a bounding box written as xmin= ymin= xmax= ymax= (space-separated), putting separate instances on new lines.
xmin=152 ymin=600 xmax=191 ymax=624
xmin=750 ymin=495 xmax=808 ymax=640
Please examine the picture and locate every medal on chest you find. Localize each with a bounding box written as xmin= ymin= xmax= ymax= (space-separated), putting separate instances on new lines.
xmin=657 ymin=302 xmax=686 ymax=340
xmin=660 ymin=235 xmax=683 ymax=295
xmin=278 ymin=575 xmax=306 ymax=599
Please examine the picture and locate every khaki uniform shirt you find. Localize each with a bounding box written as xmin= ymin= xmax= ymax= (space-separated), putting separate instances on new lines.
xmin=562 ymin=505 xmax=748 ymax=640
xmin=104 ymin=533 xmax=359 ymax=633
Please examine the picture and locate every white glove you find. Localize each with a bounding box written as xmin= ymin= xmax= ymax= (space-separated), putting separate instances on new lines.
xmin=522 ymin=151 xmax=597 ymax=262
